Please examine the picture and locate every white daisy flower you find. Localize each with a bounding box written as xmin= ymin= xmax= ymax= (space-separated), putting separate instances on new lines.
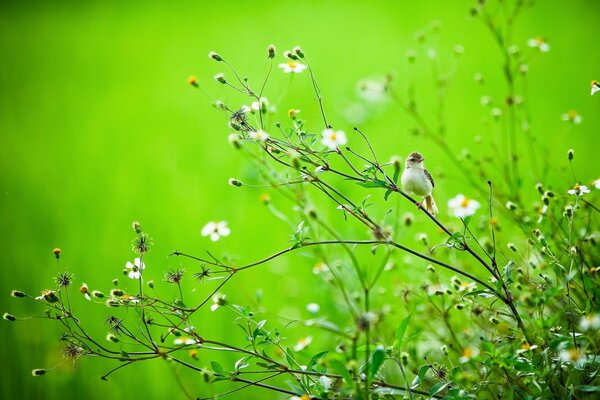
xmin=448 ymin=194 xmax=481 ymax=218
xmin=248 ymin=129 xmax=269 ymax=142
xmin=558 ymin=348 xmax=585 ymax=364
xmin=516 ymin=343 xmax=538 ymax=355
xmin=357 ymin=78 xmax=388 ymax=103
xmin=593 ymin=178 xmax=600 ymax=189
xmin=294 ymin=336 xmax=313 ymax=351
xmin=306 ymin=303 xmax=320 ymax=314
xmin=312 ymin=262 xmax=329 ymax=274
xmin=591 ymin=80 xmax=600 ymax=96
xmin=459 ymin=347 xmax=479 ymax=363
xmin=174 ymin=336 xmax=197 ymax=345
xmin=125 ymin=258 xmax=146 ymax=280
xmin=319 ymin=375 xmax=333 ymax=391
xmin=527 ymin=37 xmax=550 ymax=52
xmin=580 ymin=314 xmax=600 ymax=331
xmin=201 ymin=221 xmax=231 ymax=241
xmin=321 ymin=129 xmax=347 ymax=150
xmin=567 ymin=184 xmax=590 ymax=197
xmin=211 ymin=294 xmax=226 ymax=312
xmin=278 ymin=60 xmax=307 ymax=73
xmin=561 ymin=110 xmax=582 ymax=124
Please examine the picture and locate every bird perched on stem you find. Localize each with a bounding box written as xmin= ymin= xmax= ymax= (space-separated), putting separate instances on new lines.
xmin=401 ymin=151 xmax=438 ymax=214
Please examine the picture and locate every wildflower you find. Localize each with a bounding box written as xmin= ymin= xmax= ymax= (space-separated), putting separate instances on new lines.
xmin=31 ymin=369 xmax=46 ymax=377
xmin=313 ymin=262 xmax=328 ymax=274
xmin=288 ymin=108 xmax=301 ymax=118
xmin=213 ymin=73 xmax=226 ymax=84
xmin=92 ymin=290 xmax=104 ymax=298
xmin=593 ymin=178 xmax=600 ymax=189
xmin=579 ymin=314 xmax=600 ymax=331
xmin=10 ymin=290 xmax=25 ymax=298
xmin=36 ymin=289 xmax=59 ymax=303
xmin=426 ymin=284 xmax=449 ymax=296
xmin=321 ymin=128 xmax=347 ymax=150
xmin=174 ymin=336 xmax=196 ymax=345
xmin=561 ymin=110 xmax=582 ymax=124
xmin=55 ymin=272 xmax=73 ymax=288
xmin=106 ymin=333 xmax=119 ymax=343
xmin=63 ymin=343 xmax=84 ymax=359
xmin=457 ymin=281 xmax=476 ymax=292
xmin=294 ymin=336 xmax=313 ymax=351
xmin=166 ymin=268 xmax=185 ymax=284
xmin=306 ymin=303 xmax=320 ymax=314
xmin=319 ymin=375 xmax=333 ymax=391
xmin=187 ymin=76 xmax=198 ymax=87
xmin=132 ymin=221 xmax=142 ymax=234
xmin=228 ymin=178 xmax=242 ymax=187
xmin=567 ymin=184 xmax=590 ymax=197
xmin=248 ymin=129 xmax=269 ymax=142
xmin=79 ymin=283 xmax=91 ymax=300
xmin=558 ymin=348 xmax=585 ymax=364
xmin=459 ymin=347 xmax=479 ymax=363
xmin=201 ymin=221 xmax=231 ymax=241
xmin=278 ymin=60 xmax=306 ymax=73
xmin=527 ymin=37 xmax=550 ymax=52
xmin=3 ymin=313 xmax=16 ymax=321
xmin=591 ymin=80 xmax=600 ymax=96
xmin=448 ymin=194 xmax=481 ymax=218
xmin=357 ymin=78 xmax=388 ymax=103
xmin=267 ymin=44 xmax=276 ymax=59
xmin=125 ymin=258 xmax=146 ymax=280
xmin=208 ymin=51 xmax=223 ymax=61
xmin=516 ymin=343 xmax=538 ymax=355
xmin=52 ymin=248 xmax=61 ymax=259
xmin=211 ymin=294 xmax=226 ymax=312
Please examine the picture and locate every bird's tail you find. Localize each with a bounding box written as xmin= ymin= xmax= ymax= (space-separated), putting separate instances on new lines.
xmin=425 ymin=195 xmax=438 ymax=215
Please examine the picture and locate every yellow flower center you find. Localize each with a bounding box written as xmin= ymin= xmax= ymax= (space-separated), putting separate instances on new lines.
xmin=460 ymin=197 xmax=470 ymax=207
xmin=288 ymin=61 xmax=298 ymax=69
xmin=568 ymin=110 xmax=578 ymax=119
xmin=330 ymin=132 xmax=337 ymax=141
xmin=462 ymin=347 xmax=474 ymax=358
xmin=567 ymin=348 xmax=580 ymax=360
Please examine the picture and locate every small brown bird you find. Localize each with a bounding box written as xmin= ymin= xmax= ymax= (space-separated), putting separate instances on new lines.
xmin=400 ymin=151 xmax=438 ymax=214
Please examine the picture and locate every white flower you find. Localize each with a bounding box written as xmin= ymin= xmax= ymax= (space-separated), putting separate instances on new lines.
xmin=294 ymin=336 xmax=313 ymax=351
xmin=125 ymin=258 xmax=146 ymax=280
xmin=459 ymin=347 xmax=479 ymax=363
xmin=427 ymin=284 xmax=449 ymax=296
xmin=319 ymin=375 xmax=333 ymax=391
xmin=174 ymin=336 xmax=197 ymax=345
xmin=591 ymin=80 xmax=600 ymax=96
xmin=357 ymin=78 xmax=388 ymax=103
xmin=211 ymin=294 xmax=226 ymax=312
xmin=580 ymin=314 xmax=600 ymax=331
xmin=593 ymin=178 xmax=600 ymax=189
xmin=248 ymin=129 xmax=269 ymax=142
xmin=448 ymin=194 xmax=481 ymax=218
xmin=278 ymin=60 xmax=307 ymax=73
xmin=306 ymin=303 xmax=320 ymax=314
xmin=457 ymin=281 xmax=476 ymax=292
xmin=201 ymin=221 xmax=231 ymax=241
xmin=561 ymin=110 xmax=582 ymax=124
xmin=250 ymin=97 xmax=269 ymax=113
xmin=516 ymin=343 xmax=538 ymax=355
xmin=558 ymin=348 xmax=585 ymax=364
xmin=313 ymin=262 xmax=329 ymax=274
xmin=240 ymin=104 xmax=252 ymax=113
xmin=567 ymin=184 xmax=591 ymax=197
xmin=80 ymin=283 xmax=91 ymax=301
xmin=321 ymin=129 xmax=347 ymax=150
xmin=527 ymin=37 xmax=550 ymax=52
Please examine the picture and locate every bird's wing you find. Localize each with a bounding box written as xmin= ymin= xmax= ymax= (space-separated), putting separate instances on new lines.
xmin=424 ymin=168 xmax=435 ymax=188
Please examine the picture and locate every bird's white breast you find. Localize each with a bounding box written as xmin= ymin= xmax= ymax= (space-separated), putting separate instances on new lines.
xmin=401 ymin=167 xmax=433 ymax=196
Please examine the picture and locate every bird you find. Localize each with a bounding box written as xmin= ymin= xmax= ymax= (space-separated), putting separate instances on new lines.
xmin=401 ymin=151 xmax=438 ymax=214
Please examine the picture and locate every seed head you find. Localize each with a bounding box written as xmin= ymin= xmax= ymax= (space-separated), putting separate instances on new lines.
xmin=166 ymin=268 xmax=185 ymax=284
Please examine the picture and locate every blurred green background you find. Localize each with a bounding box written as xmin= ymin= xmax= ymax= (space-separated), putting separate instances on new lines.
xmin=1 ymin=0 xmax=597 ymax=399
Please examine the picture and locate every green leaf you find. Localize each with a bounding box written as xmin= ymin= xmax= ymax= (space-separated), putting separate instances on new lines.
xmin=369 ymin=346 xmax=386 ymax=377
xmin=356 ymin=179 xmax=387 ymax=189
xmin=430 ymin=381 xmax=450 ymax=396
xmin=395 ymin=314 xmax=412 ymax=344
xmin=575 ymin=385 xmax=600 ymax=392
xmin=211 ymin=361 xmax=226 ymax=377
xmin=285 ymin=347 xmax=296 ymax=368
xmin=308 ymin=351 xmax=328 ymax=370
xmin=393 ymin=167 xmax=401 ymax=184
xmin=411 ymin=365 xmax=430 ymax=389
xmin=384 ymin=189 xmax=393 ymax=201
xmin=330 ymin=359 xmax=352 ymax=383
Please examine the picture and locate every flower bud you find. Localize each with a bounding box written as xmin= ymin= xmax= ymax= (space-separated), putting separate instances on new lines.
xmin=228 ymin=178 xmax=242 ymax=187
xmin=214 ymin=73 xmax=226 ymax=84
xmin=455 ymin=303 xmax=465 ymax=310
xmin=214 ymin=100 xmax=227 ymax=111
xmin=489 ymin=316 xmax=500 ymax=325
xmin=106 ymin=299 xmax=120 ymax=307
xmin=187 ymin=76 xmax=198 ymax=88
xmin=228 ymin=133 xmax=241 ymax=149
xmin=147 ymin=280 xmax=154 ymax=289
xmin=10 ymin=290 xmax=25 ymax=298
xmin=406 ymin=50 xmax=416 ymax=63
xmin=31 ymin=369 xmax=46 ymax=377
xmin=507 ymin=243 xmax=517 ymax=252
xmin=110 ymin=289 xmax=124 ymax=297
xmin=208 ymin=51 xmax=223 ymax=61
xmin=106 ymin=333 xmax=119 ymax=343
xmin=288 ymin=109 xmax=301 ymax=118
xmin=535 ymin=183 xmax=544 ymax=194
xmin=53 ymin=248 xmax=61 ymax=259
xmin=267 ymin=44 xmax=276 ymax=59
xmin=403 ymin=212 xmax=414 ymax=227
xmin=506 ymin=201 xmax=517 ymax=210
xmin=132 ymin=221 xmax=142 ymax=234
xmin=3 ymin=313 xmax=16 ymax=321
xmin=441 ymin=345 xmax=448 ymax=355
xmin=259 ymin=194 xmax=270 ymax=204
xmin=400 ymin=352 xmax=409 ymax=366
xmin=567 ymin=149 xmax=574 ymax=160
xmin=112 ymin=279 xmax=119 ymax=286
xmin=92 ymin=290 xmax=105 ymax=298
xmin=283 ymin=50 xmax=298 ymax=60
xmin=293 ymin=46 xmax=304 ymax=58
xmin=542 ymin=195 xmax=550 ymax=205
